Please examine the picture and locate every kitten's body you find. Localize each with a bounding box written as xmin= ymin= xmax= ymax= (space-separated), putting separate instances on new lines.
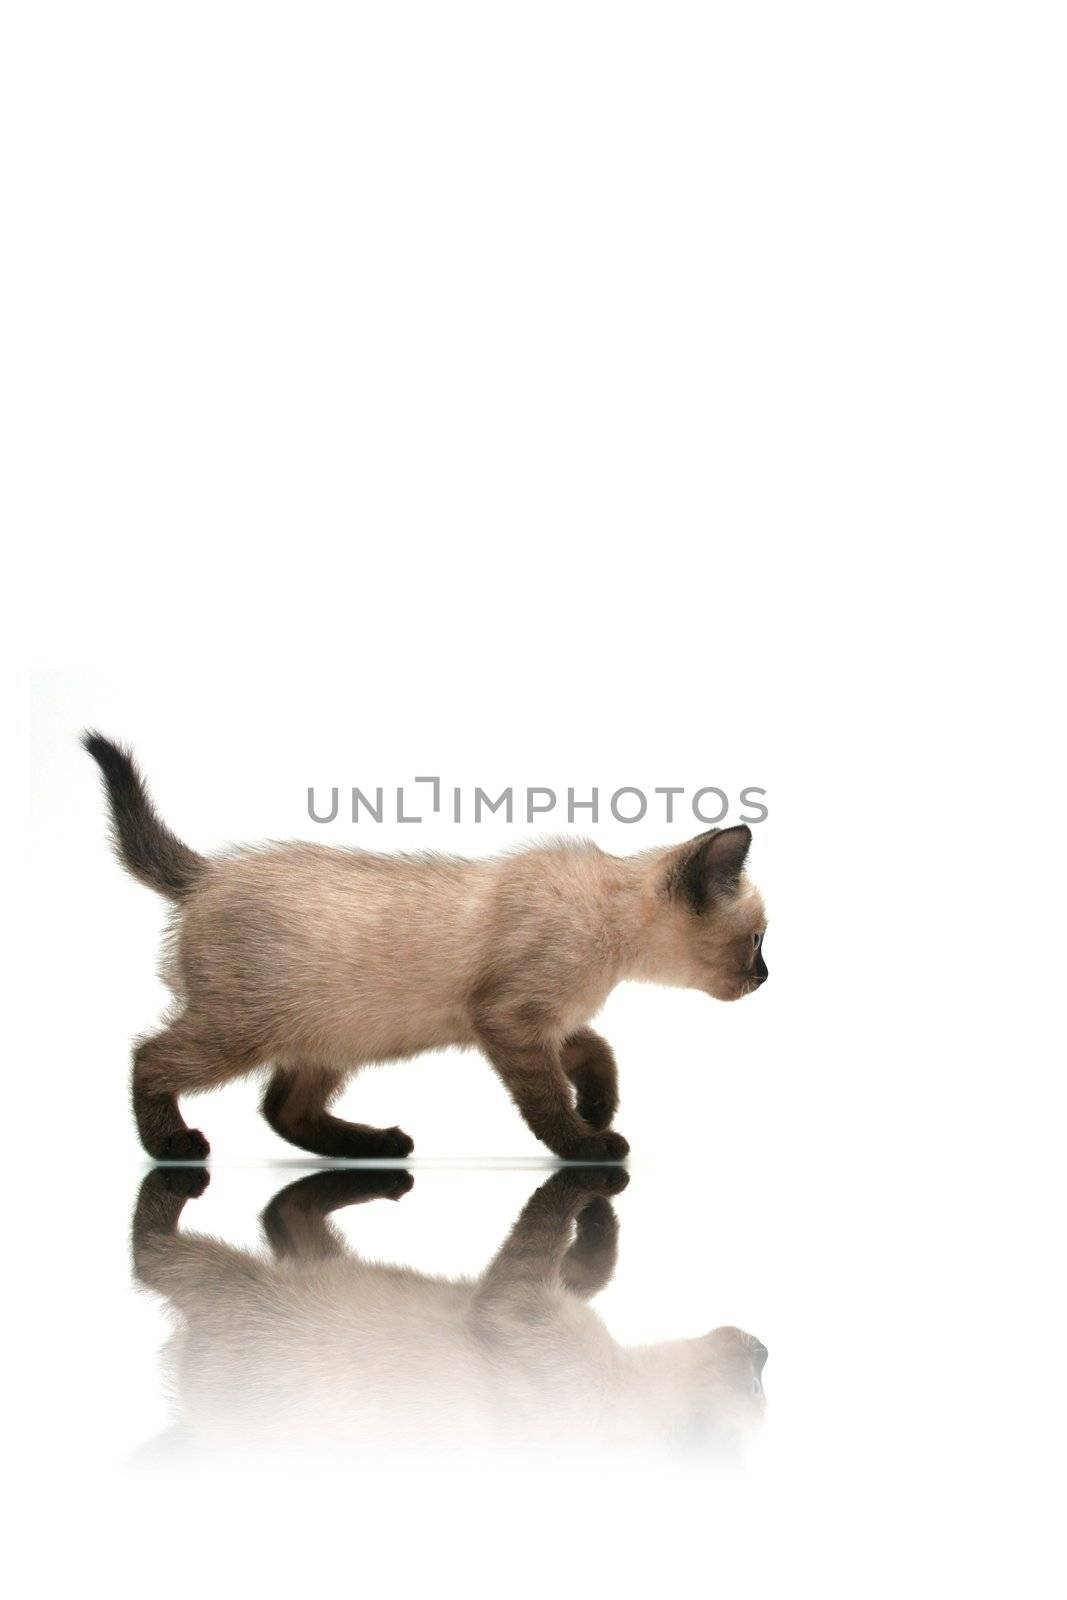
xmin=172 ymin=839 xmax=625 ymax=1067
xmin=133 ymin=1167 xmax=767 ymax=1463
xmin=85 ymin=735 xmax=768 ymax=1160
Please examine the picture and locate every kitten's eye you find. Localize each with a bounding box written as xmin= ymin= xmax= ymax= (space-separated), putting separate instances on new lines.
xmin=753 ymin=932 xmax=762 ymax=948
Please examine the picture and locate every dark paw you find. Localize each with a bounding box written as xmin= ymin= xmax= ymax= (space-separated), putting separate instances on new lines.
xmin=575 ymin=1092 xmax=616 ymax=1132
xmin=269 ymin=1168 xmax=413 ymax=1215
xmin=161 ymin=1164 xmax=210 ymax=1198
xmin=158 ymin=1128 xmax=211 ymax=1161
xmin=344 ymin=1165 xmax=413 ymax=1198
xmin=576 ymin=1194 xmax=618 ymax=1234
xmin=567 ymin=1166 xmax=630 ymax=1197
xmin=383 ymin=1168 xmax=415 ymax=1198
xmin=374 ymin=1126 xmax=414 ymax=1158
xmin=559 ymin=1130 xmax=629 ymax=1163
xmin=143 ymin=1164 xmax=211 ymax=1199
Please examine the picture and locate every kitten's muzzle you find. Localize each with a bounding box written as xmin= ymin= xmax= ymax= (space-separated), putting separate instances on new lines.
xmin=748 ymin=949 xmax=769 ymax=991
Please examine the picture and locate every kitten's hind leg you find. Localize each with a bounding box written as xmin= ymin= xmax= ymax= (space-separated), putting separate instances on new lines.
xmin=562 ymin=1028 xmax=619 ymax=1131
xmin=131 ymin=1164 xmax=210 ymax=1287
xmin=133 ymin=1016 xmax=254 ymax=1161
xmin=132 ymin=1166 xmax=271 ymax=1313
xmin=261 ymin=1167 xmax=414 ymax=1261
xmin=261 ymin=1066 xmax=415 ymax=1159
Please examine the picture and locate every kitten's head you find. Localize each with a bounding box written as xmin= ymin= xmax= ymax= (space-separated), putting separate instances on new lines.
xmin=680 ymin=1325 xmax=769 ymax=1457
xmin=629 ymin=1323 xmax=768 ymax=1461
xmin=660 ymin=825 xmax=768 ymax=1001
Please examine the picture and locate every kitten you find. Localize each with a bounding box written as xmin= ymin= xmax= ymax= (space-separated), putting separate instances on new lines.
xmin=85 ymin=734 xmax=768 ymax=1161
xmin=132 ymin=1165 xmax=768 ymax=1462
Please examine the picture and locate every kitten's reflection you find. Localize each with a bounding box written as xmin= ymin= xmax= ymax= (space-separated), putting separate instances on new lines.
xmin=133 ymin=1166 xmax=767 ymax=1464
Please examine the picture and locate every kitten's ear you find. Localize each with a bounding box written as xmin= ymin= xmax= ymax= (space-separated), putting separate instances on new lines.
xmin=671 ymin=825 xmax=752 ymax=913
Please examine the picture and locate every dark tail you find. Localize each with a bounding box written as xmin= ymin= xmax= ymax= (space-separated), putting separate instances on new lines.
xmin=82 ymin=732 xmax=205 ymax=900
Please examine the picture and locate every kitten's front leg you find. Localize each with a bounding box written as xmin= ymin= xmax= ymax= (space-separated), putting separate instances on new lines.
xmin=475 ymin=1027 xmax=629 ymax=1161
xmin=475 ymin=1167 xmax=629 ymax=1319
xmin=560 ymin=1192 xmax=620 ymax=1300
xmin=561 ymin=1027 xmax=619 ymax=1131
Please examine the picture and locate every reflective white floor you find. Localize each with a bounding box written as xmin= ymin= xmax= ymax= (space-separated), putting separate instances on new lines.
xmin=12 ymin=962 xmax=1063 ymax=1599
xmin=15 ymin=1136 xmax=1062 ymax=1597
xmin=130 ymin=1161 xmax=766 ymax=1467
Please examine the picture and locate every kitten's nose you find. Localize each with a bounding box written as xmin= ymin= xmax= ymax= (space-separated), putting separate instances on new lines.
xmin=752 ymin=1340 xmax=769 ymax=1375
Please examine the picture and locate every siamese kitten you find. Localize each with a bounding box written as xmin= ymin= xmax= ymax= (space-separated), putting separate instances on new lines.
xmin=132 ymin=1166 xmax=768 ymax=1462
xmin=85 ymin=734 xmax=769 ymax=1161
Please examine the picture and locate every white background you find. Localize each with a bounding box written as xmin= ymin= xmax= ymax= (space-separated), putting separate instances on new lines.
xmin=8 ymin=3 xmax=1064 ymax=1595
